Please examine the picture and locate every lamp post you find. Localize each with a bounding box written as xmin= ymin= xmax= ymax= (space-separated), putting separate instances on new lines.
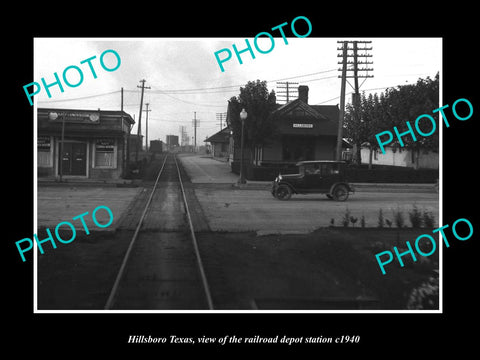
xmin=238 ymin=108 xmax=247 ymax=184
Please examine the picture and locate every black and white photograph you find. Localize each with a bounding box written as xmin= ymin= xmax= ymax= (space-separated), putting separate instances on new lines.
xmin=31 ymin=37 xmax=442 ymax=312
xmin=6 ymin=7 xmax=478 ymax=355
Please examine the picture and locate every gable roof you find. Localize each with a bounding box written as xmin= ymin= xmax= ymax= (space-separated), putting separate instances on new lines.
xmin=224 ymin=98 xmax=340 ymax=137
xmin=205 ymin=127 xmax=230 ymax=143
xmin=272 ymin=98 xmax=328 ymax=119
xmin=272 ymin=99 xmax=339 ymax=136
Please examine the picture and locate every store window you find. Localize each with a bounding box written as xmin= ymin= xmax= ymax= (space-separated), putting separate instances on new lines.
xmin=94 ymin=138 xmax=116 ymax=168
xmin=38 ymin=135 xmax=52 ymax=166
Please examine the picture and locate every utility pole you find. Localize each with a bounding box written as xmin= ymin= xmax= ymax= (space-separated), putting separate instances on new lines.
xmin=192 ymin=111 xmax=199 ymax=152
xmin=276 ymin=81 xmax=299 ymax=104
xmin=121 ymin=87 xmax=126 ymax=177
xmin=336 ymin=42 xmax=348 ymax=161
xmin=216 ymin=112 xmax=227 ymax=130
xmin=143 ymin=103 xmax=151 ymax=152
xmin=136 ymin=79 xmax=150 ymax=161
xmin=336 ymin=40 xmax=373 ymax=161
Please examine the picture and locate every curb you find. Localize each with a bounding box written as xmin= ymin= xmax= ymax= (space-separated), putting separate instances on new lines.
xmin=231 ymin=182 xmax=437 ymax=193
xmin=38 ymin=179 xmax=141 ymax=188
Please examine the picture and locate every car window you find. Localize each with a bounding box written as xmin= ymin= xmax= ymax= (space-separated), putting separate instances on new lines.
xmin=321 ymin=163 xmax=340 ymax=175
xmin=304 ymin=164 xmax=315 ymax=175
xmin=302 ymin=163 xmax=341 ymax=175
xmin=321 ymin=164 xmax=332 ymax=175
xmin=304 ymin=163 xmax=322 ymax=175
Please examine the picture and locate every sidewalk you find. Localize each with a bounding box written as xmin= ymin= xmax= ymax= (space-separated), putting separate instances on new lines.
xmin=178 ymin=154 xmax=437 ymax=193
xmin=38 ymin=177 xmax=140 ymax=187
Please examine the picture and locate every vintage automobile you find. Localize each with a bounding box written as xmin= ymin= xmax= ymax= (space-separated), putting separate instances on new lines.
xmin=271 ymin=160 xmax=354 ymax=201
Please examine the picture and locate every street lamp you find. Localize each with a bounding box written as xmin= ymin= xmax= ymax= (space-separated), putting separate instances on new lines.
xmin=238 ymin=108 xmax=247 ymax=184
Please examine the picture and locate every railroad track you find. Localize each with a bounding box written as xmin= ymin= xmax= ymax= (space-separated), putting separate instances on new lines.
xmin=104 ymin=153 xmax=213 ymax=310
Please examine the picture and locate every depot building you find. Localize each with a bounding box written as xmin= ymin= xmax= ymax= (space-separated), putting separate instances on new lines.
xmin=216 ymin=86 xmax=349 ymax=180
xmin=37 ymin=108 xmax=135 ymax=180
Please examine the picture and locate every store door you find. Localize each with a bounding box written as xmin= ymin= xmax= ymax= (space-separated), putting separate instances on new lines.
xmin=59 ymin=142 xmax=87 ymax=176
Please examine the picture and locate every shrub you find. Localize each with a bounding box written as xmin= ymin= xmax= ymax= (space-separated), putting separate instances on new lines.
xmin=409 ymin=205 xmax=423 ymax=228
xmin=377 ymin=209 xmax=384 ymax=228
xmin=342 ymin=208 xmax=351 ymax=227
xmin=385 ymin=218 xmax=392 ymax=228
xmin=360 ymin=214 xmax=366 ymax=228
xmin=350 ymin=216 xmax=358 ymax=228
xmin=422 ymin=210 xmax=436 ymax=228
xmin=393 ymin=206 xmax=405 ymax=228
xmin=406 ymin=271 xmax=439 ymax=310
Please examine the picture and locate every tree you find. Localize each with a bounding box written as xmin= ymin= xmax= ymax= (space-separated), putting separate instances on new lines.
xmin=380 ymin=73 xmax=439 ymax=168
xmin=344 ymin=73 xmax=439 ymax=169
xmin=344 ymin=101 xmax=365 ymax=165
xmin=363 ymin=93 xmax=386 ymax=168
xmin=228 ymin=80 xmax=278 ymax=152
xmin=344 ymin=92 xmax=381 ymax=165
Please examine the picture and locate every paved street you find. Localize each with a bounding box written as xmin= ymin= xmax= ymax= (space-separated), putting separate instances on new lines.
xmin=193 ymin=186 xmax=438 ymax=232
xmin=178 ymin=154 xmax=439 ymax=233
xmin=36 ymin=154 xmax=439 ymax=234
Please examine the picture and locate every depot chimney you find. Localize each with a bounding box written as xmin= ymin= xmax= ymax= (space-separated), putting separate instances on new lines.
xmin=298 ymin=85 xmax=309 ymax=104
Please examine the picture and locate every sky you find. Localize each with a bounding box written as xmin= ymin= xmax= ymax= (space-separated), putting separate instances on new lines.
xmin=33 ymin=37 xmax=442 ymax=147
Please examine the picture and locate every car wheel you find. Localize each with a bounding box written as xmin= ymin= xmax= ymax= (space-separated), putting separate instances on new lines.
xmin=275 ymin=185 xmax=292 ymax=200
xmin=332 ymin=184 xmax=349 ymax=201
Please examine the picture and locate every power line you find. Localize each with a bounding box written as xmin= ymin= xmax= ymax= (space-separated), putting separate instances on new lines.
xmin=37 ymin=90 xmax=120 ymax=103
xmin=336 ymin=40 xmax=374 ymax=161
xmin=147 ymin=69 xmax=337 ymax=94
xmin=149 ymin=90 xmax=225 ymax=108
xmin=135 ymin=79 xmax=150 ymax=161
xmin=315 ymin=85 xmax=412 ymax=105
xmin=37 ymin=69 xmax=338 ymax=107
xmin=276 ymin=81 xmax=299 ymax=103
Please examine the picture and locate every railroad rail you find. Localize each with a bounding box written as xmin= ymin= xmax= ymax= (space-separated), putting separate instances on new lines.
xmin=104 ymin=153 xmax=213 ymax=310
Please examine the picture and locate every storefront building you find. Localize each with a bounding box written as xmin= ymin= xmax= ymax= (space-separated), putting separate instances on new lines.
xmin=37 ymin=108 xmax=135 ymax=180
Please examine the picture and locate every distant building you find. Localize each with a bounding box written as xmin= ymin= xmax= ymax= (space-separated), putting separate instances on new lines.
xmin=360 ymin=144 xmax=438 ymax=169
xmin=205 ymin=127 xmax=230 ymax=159
xmin=166 ymin=135 xmax=179 ymax=150
xmin=149 ymin=140 xmax=165 ymax=153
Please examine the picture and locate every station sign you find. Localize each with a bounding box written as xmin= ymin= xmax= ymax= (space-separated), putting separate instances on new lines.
xmin=292 ymin=123 xmax=313 ymax=128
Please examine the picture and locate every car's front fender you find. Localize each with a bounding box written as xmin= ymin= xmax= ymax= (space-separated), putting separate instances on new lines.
xmin=274 ymin=181 xmax=298 ymax=194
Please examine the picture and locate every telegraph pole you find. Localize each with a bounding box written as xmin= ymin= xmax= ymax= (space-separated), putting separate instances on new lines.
xmin=192 ymin=111 xmax=199 ymax=152
xmin=336 ymin=40 xmax=373 ymax=161
xmin=276 ymin=81 xmax=299 ymax=104
xmin=121 ymin=87 xmax=127 ymax=177
xmin=216 ymin=112 xmax=227 ymax=130
xmin=143 ymin=103 xmax=151 ymax=152
xmin=136 ymin=79 xmax=150 ymax=161
xmin=336 ymin=41 xmax=348 ymax=161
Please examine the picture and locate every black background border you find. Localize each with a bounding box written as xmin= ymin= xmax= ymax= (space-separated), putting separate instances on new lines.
xmin=6 ymin=6 xmax=477 ymax=355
